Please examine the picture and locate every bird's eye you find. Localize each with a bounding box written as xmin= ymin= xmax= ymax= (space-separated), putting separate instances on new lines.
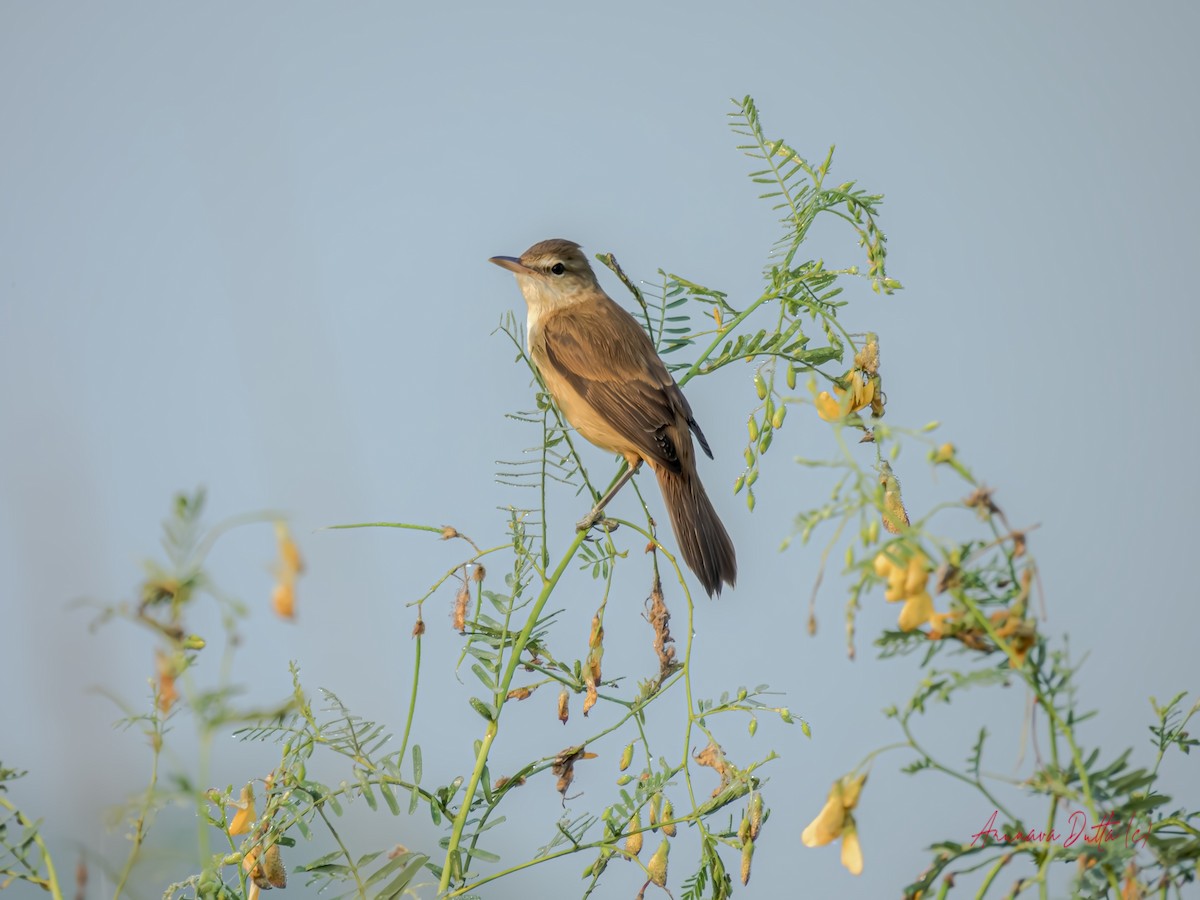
xmin=550 ymin=262 xmax=566 ymax=275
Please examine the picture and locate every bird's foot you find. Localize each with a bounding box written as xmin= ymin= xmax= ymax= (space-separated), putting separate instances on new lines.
xmin=576 ymin=510 xmax=620 ymax=533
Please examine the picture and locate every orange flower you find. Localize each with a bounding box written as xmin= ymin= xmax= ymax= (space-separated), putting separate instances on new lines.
xmin=228 ymin=784 xmax=256 ymax=835
xmin=802 ymin=773 xmax=867 ymax=875
xmin=991 ymin=607 xmax=1037 ymax=668
xmin=270 ymin=521 xmax=303 ymax=620
xmin=275 ymin=522 xmax=304 ymax=575
xmin=271 ymin=581 xmax=295 ymax=619
xmin=815 ymin=389 xmax=851 ymax=421
xmin=155 ymin=650 xmax=179 ymax=714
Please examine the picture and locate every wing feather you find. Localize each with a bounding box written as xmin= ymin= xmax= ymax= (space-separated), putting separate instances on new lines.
xmin=540 ymin=298 xmax=698 ymax=473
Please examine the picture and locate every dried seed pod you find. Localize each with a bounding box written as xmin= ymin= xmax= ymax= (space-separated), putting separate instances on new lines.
xmin=741 ymin=837 xmax=754 ymax=885
xmin=452 ymin=582 xmax=469 ymax=633
xmin=257 ymin=843 xmax=287 ymax=889
xmin=880 ymin=463 xmax=910 ymax=534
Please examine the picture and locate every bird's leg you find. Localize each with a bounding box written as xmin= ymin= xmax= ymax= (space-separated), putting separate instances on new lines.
xmin=577 ymin=461 xmax=641 ymax=532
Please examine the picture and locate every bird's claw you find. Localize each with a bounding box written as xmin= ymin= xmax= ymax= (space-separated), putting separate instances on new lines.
xmin=576 ymin=512 xmax=619 ymax=533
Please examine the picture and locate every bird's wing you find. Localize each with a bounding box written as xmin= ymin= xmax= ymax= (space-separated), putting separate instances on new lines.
xmin=539 ymin=298 xmax=699 ymax=473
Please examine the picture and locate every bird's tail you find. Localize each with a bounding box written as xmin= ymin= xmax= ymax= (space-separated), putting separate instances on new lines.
xmin=656 ymin=467 xmax=737 ymax=597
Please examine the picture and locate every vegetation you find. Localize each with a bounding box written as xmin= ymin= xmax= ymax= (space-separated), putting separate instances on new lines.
xmin=2 ymin=96 xmax=1194 ymax=900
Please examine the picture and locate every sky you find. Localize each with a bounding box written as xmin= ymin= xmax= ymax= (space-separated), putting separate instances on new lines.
xmin=2 ymin=2 xmax=1198 ymax=898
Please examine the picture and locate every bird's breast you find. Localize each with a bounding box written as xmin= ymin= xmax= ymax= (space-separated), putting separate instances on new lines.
xmin=528 ymin=318 xmax=640 ymax=461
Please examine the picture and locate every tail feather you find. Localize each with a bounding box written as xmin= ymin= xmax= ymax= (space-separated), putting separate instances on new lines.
xmin=656 ymin=468 xmax=737 ymax=597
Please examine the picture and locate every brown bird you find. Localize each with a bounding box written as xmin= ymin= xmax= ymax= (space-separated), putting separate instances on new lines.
xmin=491 ymin=238 xmax=736 ymax=597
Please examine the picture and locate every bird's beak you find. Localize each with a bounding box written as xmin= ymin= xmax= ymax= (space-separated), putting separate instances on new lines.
xmin=489 ymin=256 xmax=536 ymax=275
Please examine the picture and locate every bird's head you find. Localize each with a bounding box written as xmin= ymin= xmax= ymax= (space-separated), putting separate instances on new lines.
xmin=490 ymin=238 xmax=600 ymax=314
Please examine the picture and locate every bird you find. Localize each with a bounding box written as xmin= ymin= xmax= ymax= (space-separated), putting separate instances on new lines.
xmin=490 ymin=238 xmax=736 ymax=597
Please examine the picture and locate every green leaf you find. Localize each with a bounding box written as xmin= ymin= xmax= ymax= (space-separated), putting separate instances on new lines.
xmin=380 ymin=781 xmax=400 ymax=815
xmin=375 ymin=854 xmax=430 ymax=899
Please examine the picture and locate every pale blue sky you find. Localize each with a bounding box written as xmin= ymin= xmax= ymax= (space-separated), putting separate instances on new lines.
xmin=2 ymin=3 xmax=1197 ymax=898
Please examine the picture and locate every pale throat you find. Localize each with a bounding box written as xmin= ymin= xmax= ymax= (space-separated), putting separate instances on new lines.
xmin=517 ymin=275 xmax=591 ymax=343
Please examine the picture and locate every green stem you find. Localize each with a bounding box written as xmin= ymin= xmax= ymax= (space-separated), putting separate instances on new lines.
xmin=112 ymin=716 xmax=163 ymax=899
xmin=437 ymin=528 xmax=589 ymax=894
xmin=316 ymin=805 xmax=366 ymax=895
xmin=0 ymin=798 xmax=64 ymax=899
xmin=396 ymin=633 xmax=422 ymax=776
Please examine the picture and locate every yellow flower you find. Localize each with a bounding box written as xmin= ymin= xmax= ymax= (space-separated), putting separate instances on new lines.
xmin=903 ymin=554 xmax=930 ymax=595
xmin=815 ymin=390 xmax=848 ymax=421
xmin=875 ymin=551 xmax=935 ymax=631
xmin=228 ymin=784 xmax=256 ymax=835
xmin=274 ymin=521 xmax=304 ymax=575
xmin=898 ymin=591 xmax=934 ymax=631
xmin=815 ymin=340 xmax=884 ymax=423
xmin=802 ymin=773 xmax=867 ymax=875
xmin=271 ymin=581 xmax=295 ymax=619
xmin=849 ymin=371 xmax=876 ymax=410
xmin=841 ymin=819 xmax=863 ymax=876
xmin=270 ymin=521 xmax=303 ymax=620
xmin=932 ymin=442 xmax=956 ymax=464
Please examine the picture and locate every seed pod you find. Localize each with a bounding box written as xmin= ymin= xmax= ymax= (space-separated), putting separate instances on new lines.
xmin=740 ymin=838 xmax=754 ymax=885
xmin=625 ymin=813 xmax=643 ymax=857
xmin=661 ymin=798 xmax=676 ymax=837
xmin=748 ymin=418 xmax=759 ymax=442
xmin=648 ymin=793 xmax=661 ymax=831
xmin=737 ymin=815 xmax=751 ymax=845
xmin=772 ymin=404 xmax=786 ymax=429
xmin=452 ymin=582 xmax=469 ymax=632
xmin=786 ymin=362 xmax=797 ymax=390
xmin=259 ymin=844 xmax=287 ymax=889
xmin=880 ymin=463 xmax=910 ymax=534
xmin=618 ymin=743 xmax=634 ymax=772
xmin=753 ymin=372 xmax=767 ymax=400
xmin=749 ymin=792 xmax=764 ymax=839
xmin=647 ymin=838 xmax=669 ymax=886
